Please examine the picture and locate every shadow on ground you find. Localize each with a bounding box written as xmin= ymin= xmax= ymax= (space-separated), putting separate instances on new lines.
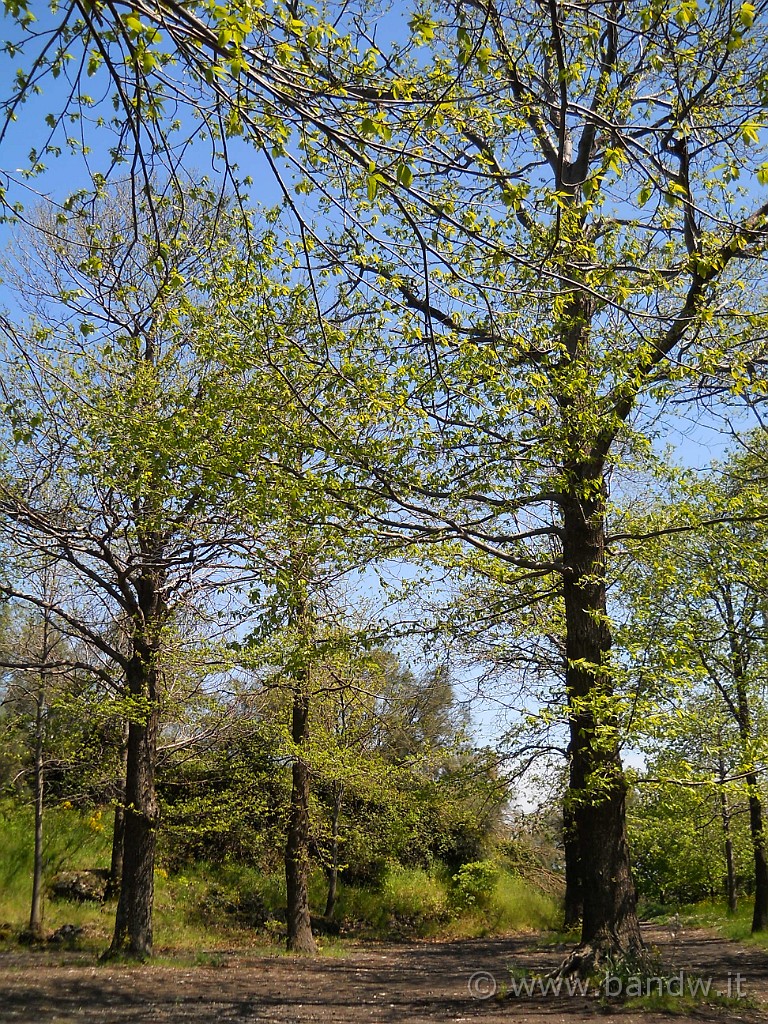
xmin=0 ymin=924 xmax=765 ymax=1023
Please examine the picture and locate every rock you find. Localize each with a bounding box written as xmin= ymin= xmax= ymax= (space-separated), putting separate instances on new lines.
xmin=310 ymin=915 xmax=340 ymax=936
xmin=48 ymin=924 xmax=83 ymax=947
xmin=50 ymin=869 xmax=110 ymax=903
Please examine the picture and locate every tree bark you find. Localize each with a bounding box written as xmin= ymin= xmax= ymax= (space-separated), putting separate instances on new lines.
xmin=747 ymin=775 xmax=768 ymax=931
xmin=561 ymin=485 xmax=642 ymax=967
xmin=285 ymin=685 xmax=316 ymax=953
xmin=562 ymin=801 xmax=583 ymax=929
xmin=727 ymin=616 xmax=768 ymax=933
xmin=108 ymin=651 xmax=160 ymax=958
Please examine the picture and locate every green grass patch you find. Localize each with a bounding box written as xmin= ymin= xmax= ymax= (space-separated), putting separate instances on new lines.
xmin=676 ymin=899 xmax=768 ymax=950
xmin=623 ymin=993 xmax=707 ymax=1014
xmin=0 ymin=799 xmax=114 ymax=948
xmin=330 ymin=864 xmax=449 ymax=936
xmin=623 ymin=989 xmax=759 ymax=1014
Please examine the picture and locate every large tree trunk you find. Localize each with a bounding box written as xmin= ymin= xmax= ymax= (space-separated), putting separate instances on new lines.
xmin=562 ymin=801 xmax=583 ymax=929
xmin=108 ymin=653 xmax=159 ymax=958
xmin=747 ymin=775 xmax=768 ymax=932
xmin=560 ymin=485 xmax=642 ymax=971
xmin=285 ymin=685 xmax=316 ymax=953
xmin=728 ymin=621 xmax=768 ymax=933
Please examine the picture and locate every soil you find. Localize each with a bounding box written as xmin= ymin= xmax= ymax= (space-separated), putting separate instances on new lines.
xmin=0 ymin=924 xmax=765 ymax=1023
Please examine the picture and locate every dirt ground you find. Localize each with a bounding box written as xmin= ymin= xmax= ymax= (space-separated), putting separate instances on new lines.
xmin=0 ymin=924 xmax=765 ymax=1024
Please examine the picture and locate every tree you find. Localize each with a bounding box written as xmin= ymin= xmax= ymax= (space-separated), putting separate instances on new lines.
xmin=19 ymin=594 xmax=56 ymax=940
xmin=429 ymin=549 xmax=584 ymax=925
xmin=290 ymin=1 xmax=768 ymax=968
xmin=0 ymin=182 xmax=307 ymax=956
xmin=0 ymin=566 xmax=118 ymax=937
xmin=621 ymin=461 xmax=768 ymax=929
xmin=309 ymin=649 xmax=506 ymax=913
xmin=628 ymin=750 xmax=752 ymax=909
xmin=243 ymin=545 xmax=384 ymax=953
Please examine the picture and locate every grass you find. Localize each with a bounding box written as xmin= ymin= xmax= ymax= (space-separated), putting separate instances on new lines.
xmin=623 ymin=990 xmax=759 ymax=1013
xmin=439 ymin=871 xmax=560 ymax=938
xmin=0 ymin=802 xmax=265 ymax=954
xmin=331 ymin=864 xmax=450 ymax=936
xmin=0 ymin=800 xmax=115 ymax=949
xmin=673 ymin=898 xmax=768 ymax=950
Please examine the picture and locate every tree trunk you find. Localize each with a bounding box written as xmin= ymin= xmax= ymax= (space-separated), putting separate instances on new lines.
xmin=107 ymin=721 xmax=129 ymax=900
xmin=28 ymin=610 xmax=53 ymax=941
xmin=324 ymin=783 xmax=343 ymax=919
xmin=727 ymin=623 xmax=768 ymax=933
xmin=560 ymin=486 xmax=642 ymax=970
xmin=109 ymin=800 xmax=127 ymax=900
xmin=747 ymin=774 xmax=768 ymax=932
xmin=723 ymin=825 xmax=737 ymax=915
xmin=108 ymin=655 xmax=159 ymax=958
xmin=562 ymin=801 xmax=583 ymax=928
xmin=28 ymin=683 xmax=45 ymax=939
xmin=717 ymin=752 xmax=737 ymax=914
xmin=285 ymin=685 xmax=316 ymax=953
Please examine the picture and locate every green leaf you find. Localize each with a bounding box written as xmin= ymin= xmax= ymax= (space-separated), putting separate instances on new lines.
xmin=740 ymin=121 xmax=761 ymax=145
xmin=407 ymin=13 xmax=436 ymax=44
xmin=740 ymin=2 xmax=756 ymax=27
xmin=396 ymin=163 xmax=413 ymax=188
xmin=124 ymin=14 xmax=143 ymax=34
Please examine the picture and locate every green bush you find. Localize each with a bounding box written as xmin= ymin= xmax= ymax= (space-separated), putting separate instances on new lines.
xmin=449 ymin=859 xmax=499 ymax=910
xmin=440 ymin=870 xmax=561 ymax=938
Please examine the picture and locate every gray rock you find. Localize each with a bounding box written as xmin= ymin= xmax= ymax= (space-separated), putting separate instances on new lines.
xmin=48 ymin=924 xmax=84 ymax=947
xmin=50 ymin=869 xmax=109 ymax=903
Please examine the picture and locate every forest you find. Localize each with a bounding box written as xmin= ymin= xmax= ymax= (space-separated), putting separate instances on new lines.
xmin=1 ymin=1 xmax=768 ymax=1015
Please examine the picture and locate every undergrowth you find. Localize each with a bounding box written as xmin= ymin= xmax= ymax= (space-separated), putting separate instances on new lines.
xmin=0 ymin=800 xmax=561 ymax=953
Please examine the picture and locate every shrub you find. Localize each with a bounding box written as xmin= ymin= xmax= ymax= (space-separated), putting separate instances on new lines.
xmin=449 ymin=859 xmax=499 ymax=910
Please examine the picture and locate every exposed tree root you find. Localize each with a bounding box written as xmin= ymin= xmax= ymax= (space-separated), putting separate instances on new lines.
xmin=550 ymin=936 xmax=651 ymax=980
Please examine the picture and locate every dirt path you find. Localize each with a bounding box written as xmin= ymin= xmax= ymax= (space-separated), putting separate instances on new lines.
xmin=0 ymin=925 xmax=765 ymax=1023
